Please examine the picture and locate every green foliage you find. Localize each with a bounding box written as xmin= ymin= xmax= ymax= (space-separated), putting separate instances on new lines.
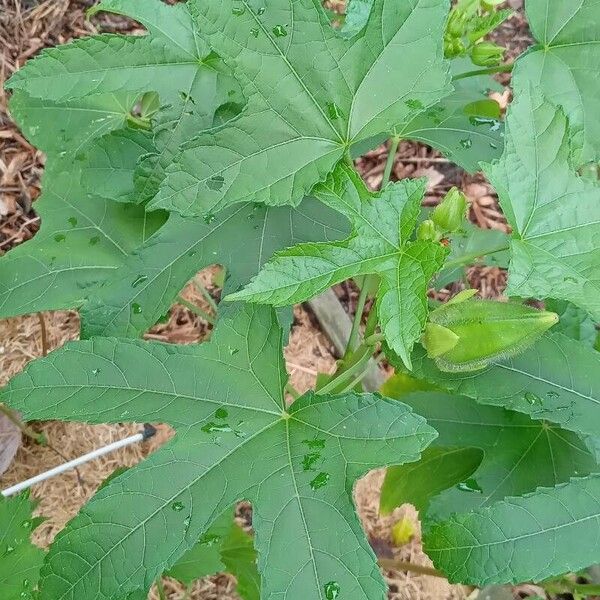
xmin=2 ymin=0 xmax=600 ymax=595
xmin=484 ymin=86 xmax=600 ymax=320
xmin=167 ymin=510 xmax=259 ymax=600
xmin=1 ymin=304 xmax=434 ymax=600
xmin=228 ymin=164 xmax=447 ymax=368
xmin=426 ymin=475 xmax=600 ymax=585
xmin=0 ymin=493 xmax=45 ymax=600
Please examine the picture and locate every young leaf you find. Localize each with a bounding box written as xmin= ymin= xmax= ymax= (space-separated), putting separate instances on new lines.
xmin=1 ymin=304 xmax=435 ymax=600
xmin=518 ymin=0 xmax=600 ymax=163
xmin=425 ymin=475 xmax=600 ymax=585
xmin=0 ymin=165 xmax=164 ymax=320
xmin=150 ymin=0 xmax=452 ymax=215
xmin=81 ymin=198 xmax=349 ymax=338
xmin=384 ymin=391 xmax=598 ymax=519
xmin=406 ymin=333 xmax=600 ymax=437
xmin=228 ymin=164 xmax=448 ymax=368
xmin=0 ymin=494 xmax=45 ymax=599
xmin=484 ymin=86 xmax=600 ymax=320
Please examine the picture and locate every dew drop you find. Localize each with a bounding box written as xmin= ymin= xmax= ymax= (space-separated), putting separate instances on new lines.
xmin=202 ymin=422 xmax=233 ymax=434
xmin=324 ymin=581 xmax=341 ymax=599
xmin=131 ymin=275 xmax=148 ymax=288
xmin=215 ymin=407 xmax=229 ymax=419
xmin=204 ymin=213 xmax=216 ymax=224
xmin=524 ymin=392 xmax=542 ymax=406
xmin=302 ymin=452 xmax=321 ymax=471
xmin=131 ymin=303 xmax=142 ymax=315
xmin=272 ymin=24 xmax=287 ymax=37
xmin=303 ymin=438 xmax=326 ymax=449
xmin=459 ymin=138 xmax=472 ymax=149
xmin=310 ymin=472 xmax=330 ymax=490
xmin=54 ymin=234 xmax=66 ymax=243
xmin=67 ymin=217 xmax=78 ymax=227
xmin=456 ymin=478 xmax=482 ymax=493
xmin=326 ymin=102 xmax=343 ymax=120
xmin=171 ymin=501 xmax=185 ymax=512
xmin=207 ymin=175 xmax=225 ymax=191
xmin=405 ymin=99 xmax=424 ymax=110
xmin=469 ymin=116 xmax=501 ymax=131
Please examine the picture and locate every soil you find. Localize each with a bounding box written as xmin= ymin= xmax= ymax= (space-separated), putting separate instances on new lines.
xmin=0 ymin=1 xmax=536 ymax=599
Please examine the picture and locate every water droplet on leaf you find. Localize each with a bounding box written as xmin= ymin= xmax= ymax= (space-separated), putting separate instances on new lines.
xmin=131 ymin=303 xmax=142 ymax=315
xmin=203 ymin=213 xmax=216 ymax=224
xmin=326 ymin=102 xmax=343 ymax=120
xmin=172 ymin=501 xmax=185 ymax=512
xmin=459 ymin=138 xmax=472 ymax=149
xmin=132 ymin=275 xmax=148 ymax=288
xmin=272 ymin=24 xmax=287 ymax=37
xmin=257 ymin=6 xmax=266 ymax=15
xmin=524 ymin=392 xmax=542 ymax=405
xmin=215 ymin=407 xmax=229 ymax=419
xmin=469 ymin=116 xmax=501 ymax=131
xmin=456 ymin=478 xmax=482 ymax=493
xmin=324 ymin=581 xmax=341 ymax=599
xmin=207 ymin=175 xmax=225 ymax=191
xmin=250 ymin=28 xmax=260 ymax=37
xmin=310 ymin=472 xmax=330 ymax=490
xmin=302 ymin=452 xmax=321 ymax=471
xmin=405 ymin=99 xmax=424 ymax=110
xmin=202 ymin=422 xmax=233 ymax=434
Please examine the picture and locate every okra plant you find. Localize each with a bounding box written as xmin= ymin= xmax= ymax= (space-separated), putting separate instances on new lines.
xmin=1 ymin=0 xmax=599 ymax=598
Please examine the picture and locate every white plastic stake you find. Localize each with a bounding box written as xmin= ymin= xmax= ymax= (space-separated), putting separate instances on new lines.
xmin=2 ymin=425 xmax=156 ymax=497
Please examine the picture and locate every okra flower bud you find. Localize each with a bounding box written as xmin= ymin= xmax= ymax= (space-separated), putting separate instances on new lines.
xmin=417 ymin=219 xmax=440 ymax=242
xmin=432 ymin=187 xmax=468 ymax=233
xmin=470 ymin=41 xmax=505 ymax=67
xmin=422 ymin=291 xmax=559 ymax=372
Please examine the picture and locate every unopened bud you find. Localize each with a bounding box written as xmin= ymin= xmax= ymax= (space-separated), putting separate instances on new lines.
xmin=417 ymin=219 xmax=439 ymax=242
xmin=432 ymin=187 xmax=468 ymax=233
xmin=470 ymin=42 xmax=505 ymax=67
xmin=422 ymin=295 xmax=559 ymax=372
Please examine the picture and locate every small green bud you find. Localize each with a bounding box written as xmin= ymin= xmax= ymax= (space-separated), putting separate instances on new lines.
xmin=481 ymin=0 xmax=504 ymax=9
xmin=446 ymin=11 xmax=467 ymax=37
xmin=444 ymin=35 xmax=466 ymax=58
xmin=470 ymin=42 xmax=505 ymax=67
xmin=417 ymin=219 xmax=440 ymax=242
xmin=432 ymin=187 xmax=468 ymax=233
xmin=422 ymin=298 xmax=559 ymax=372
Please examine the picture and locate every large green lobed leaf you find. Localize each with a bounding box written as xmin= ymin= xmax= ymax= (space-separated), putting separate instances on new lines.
xmin=1 ymin=304 xmax=435 ymax=600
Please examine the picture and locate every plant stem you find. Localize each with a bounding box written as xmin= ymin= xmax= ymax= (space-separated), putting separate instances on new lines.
xmin=378 ymin=558 xmax=445 ymax=579
xmin=37 ymin=312 xmax=49 ymax=356
xmin=345 ymin=278 xmax=370 ymax=356
xmin=156 ymin=577 xmax=167 ymax=600
xmin=177 ymin=295 xmax=216 ymax=325
xmin=452 ymin=62 xmax=514 ymax=81
xmin=381 ymin=136 xmax=401 ymax=189
xmin=193 ymin=277 xmax=219 ymax=315
xmin=442 ymin=244 xmax=510 ymax=270
xmin=316 ymin=344 xmax=372 ymax=396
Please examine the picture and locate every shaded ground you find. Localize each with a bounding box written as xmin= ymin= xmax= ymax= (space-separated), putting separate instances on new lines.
xmin=0 ymin=1 xmax=535 ymax=599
